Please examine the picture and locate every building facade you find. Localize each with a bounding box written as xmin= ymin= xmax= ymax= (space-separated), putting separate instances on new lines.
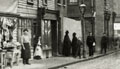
xmin=95 ymin=0 xmax=114 ymax=51
xmin=0 ymin=0 xmax=114 ymax=58
xmin=113 ymin=0 xmax=120 ymax=36
xmin=37 ymin=0 xmax=60 ymax=58
xmin=0 ymin=0 xmax=60 ymax=59
xmin=56 ymin=0 xmax=114 ymax=54
xmin=17 ymin=0 xmax=38 ymax=46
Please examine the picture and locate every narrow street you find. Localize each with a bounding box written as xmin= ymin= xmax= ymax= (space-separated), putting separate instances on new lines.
xmin=58 ymin=51 xmax=120 ymax=69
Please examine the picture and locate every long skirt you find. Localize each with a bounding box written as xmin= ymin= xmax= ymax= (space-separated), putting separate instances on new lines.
xmin=34 ymin=45 xmax=43 ymax=59
xmin=21 ymin=43 xmax=31 ymax=59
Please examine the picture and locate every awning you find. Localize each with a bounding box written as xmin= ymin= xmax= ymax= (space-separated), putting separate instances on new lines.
xmin=44 ymin=13 xmax=57 ymax=20
xmin=43 ymin=10 xmax=58 ymax=20
xmin=0 ymin=0 xmax=18 ymax=14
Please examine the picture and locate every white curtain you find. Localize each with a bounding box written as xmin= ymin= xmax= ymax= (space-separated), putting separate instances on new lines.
xmin=63 ymin=17 xmax=82 ymax=41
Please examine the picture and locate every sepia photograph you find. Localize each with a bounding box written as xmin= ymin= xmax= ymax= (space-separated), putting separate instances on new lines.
xmin=0 ymin=0 xmax=119 ymax=69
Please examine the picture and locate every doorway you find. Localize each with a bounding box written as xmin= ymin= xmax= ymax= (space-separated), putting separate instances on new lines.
xmin=51 ymin=20 xmax=58 ymax=56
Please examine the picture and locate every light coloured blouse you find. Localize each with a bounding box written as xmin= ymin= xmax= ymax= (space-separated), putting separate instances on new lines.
xmin=21 ymin=35 xmax=31 ymax=43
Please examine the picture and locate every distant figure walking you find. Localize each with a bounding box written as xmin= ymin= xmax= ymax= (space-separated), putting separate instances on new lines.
xmin=101 ymin=33 xmax=108 ymax=54
xmin=71 ymin=33 xmax=78 ymax=58
xmin=86 ymin=32 xmax=95 ymax=57
xmin=75 ymin=37 xmax=83 ymax=58
xmin=62 ymin=31 xmax=71 ymax=56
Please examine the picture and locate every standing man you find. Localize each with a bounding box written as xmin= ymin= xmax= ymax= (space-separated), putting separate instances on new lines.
xmin=21 ymin=29 xmax=31 ymax=65
xmin=86 ymin=32 xmax=95 ymax=57
xmin=62 ymin=30 xmax=71 ymax=56
xmin=101 ymin=33 xmax=108 ymax=54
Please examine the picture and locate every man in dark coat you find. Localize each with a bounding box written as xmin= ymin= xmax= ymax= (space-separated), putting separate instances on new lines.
xmin=71 ymin=32 xmax=78 ymax=57
xmin=101 ymin=33 xmax=108 ymax=54
xmin=62 ymin=31 xmax=71 ymax=56
xmin=86 ymin=32 xmax=95 ymax=56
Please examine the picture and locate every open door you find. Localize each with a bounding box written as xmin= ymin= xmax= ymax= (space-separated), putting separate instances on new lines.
xmin=51 ymin=20 xmax=58 ymax=56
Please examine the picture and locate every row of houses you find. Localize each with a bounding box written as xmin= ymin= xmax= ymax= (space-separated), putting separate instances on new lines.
xmin=0 ymin=0 xmax=117 ymax=59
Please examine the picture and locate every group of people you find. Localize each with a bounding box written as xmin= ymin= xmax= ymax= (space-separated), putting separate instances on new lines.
xmin=62 ymin=31 xmax=83 ymax=58
xmin=86 ymin=32 xmax=108 ymax=57
xmin=21 ymin=29 xmax=44 ymax=65
xmin=62 ymin=30 xmax=109 ymax=58
xmin=21 ymin=29 xmax=109 ymax=65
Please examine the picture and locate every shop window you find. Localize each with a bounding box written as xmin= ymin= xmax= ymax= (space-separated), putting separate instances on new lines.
xmin=27 ymin=0 xmax=34 ymax=5
xmin=17 ymin=18 xmax=32 ymax=45
xmin=69 ymin=0 xmax=78 ymax=3
xmin=42 ymin=20 xmax=52 ymax=49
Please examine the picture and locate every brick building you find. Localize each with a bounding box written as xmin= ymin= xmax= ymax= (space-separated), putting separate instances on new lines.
xmin=56 ymin=0 xmax=114 ymax=54
xmin=113 ymin=0 xmax=120 ymax=36
xmin=1 ymin=0 xmax=114 ymax=58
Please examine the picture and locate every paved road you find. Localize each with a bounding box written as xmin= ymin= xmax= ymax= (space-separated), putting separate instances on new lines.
xmin=59 ymin=51 xmax=120 ymax=69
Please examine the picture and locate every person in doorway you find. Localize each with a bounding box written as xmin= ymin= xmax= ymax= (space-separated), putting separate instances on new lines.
xmin=21 ymin=29 xmax=31 ymax=65
xmin=34 ymin=36 xmax=43 ymax=59
xmin=101 ymin=33 xmax=108 ymax=54
xmin=86 ymin=32 xmax=95 ymax=57
xmin=71 ymin=32 xmax=78 ymax=58
xmin=33 ymin=35 xmax=38 ymax=54
xmin=62 ymin=30 xmax=71 ymax=56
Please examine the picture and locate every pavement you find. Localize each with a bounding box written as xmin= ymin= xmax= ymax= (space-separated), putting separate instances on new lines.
xmin=5 ymin=49 xmax=119 ymax=69
xmin=58 ymin=50 xmax=120 ymax=69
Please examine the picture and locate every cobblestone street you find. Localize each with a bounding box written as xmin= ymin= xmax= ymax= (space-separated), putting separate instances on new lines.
xmin=59 ymin=51 xmax=120 ymax=69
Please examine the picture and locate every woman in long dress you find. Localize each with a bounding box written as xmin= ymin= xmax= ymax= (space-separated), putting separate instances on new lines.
xmin=21 ymin=29 xmax=31 ymax=65
xmin=34 ymin=36 xmax=43 ymax=59
xmin=62 ymin=31 xmax=71 ymax=56
xmin=71 ymin=32 xmax=78 ymax=58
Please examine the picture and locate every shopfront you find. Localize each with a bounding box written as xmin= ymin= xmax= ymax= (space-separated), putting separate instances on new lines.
xmin=0 ymin=13 xmax=19 ymax=43
xmin=38 ymin=9 xmax=59 ymax=58
xmin=17 ymin=17 xmax=35 ymax=46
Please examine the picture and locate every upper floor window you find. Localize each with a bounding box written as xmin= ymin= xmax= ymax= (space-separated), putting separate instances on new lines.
xmin=42 ymin=0 xmax=47 ymax=6
xmin=27 ymin=0 xmax=34 ymax=5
